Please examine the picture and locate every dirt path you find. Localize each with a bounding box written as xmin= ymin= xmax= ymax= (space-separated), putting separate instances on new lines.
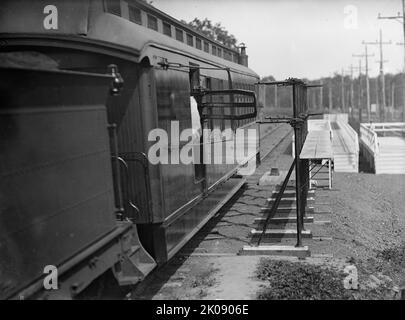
xmin=130 ymin=125 xmax=405 ymax=300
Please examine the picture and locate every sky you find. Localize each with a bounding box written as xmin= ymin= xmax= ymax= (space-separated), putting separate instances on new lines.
xmin=151 ymin=0 xmax=404 ymax=80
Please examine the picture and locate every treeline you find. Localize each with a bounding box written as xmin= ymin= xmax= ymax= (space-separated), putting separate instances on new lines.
xmin=260 ymin=73 xmax=405 ymax=115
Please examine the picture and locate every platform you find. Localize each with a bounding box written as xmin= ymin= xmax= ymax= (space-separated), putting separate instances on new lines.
xmin=299 ymin=120 xmax=333 ymax=189
xmin=300 ymin=130 xmax=333 ymax=160
xmin=360 ymin=122 xmax=405 ymax=174
xmin=330 ymin=121 xmax=359 ymax=173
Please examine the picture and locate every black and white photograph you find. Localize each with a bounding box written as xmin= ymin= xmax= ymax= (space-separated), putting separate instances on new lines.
xmin=0 ymin=0 xmax=405 ymax=304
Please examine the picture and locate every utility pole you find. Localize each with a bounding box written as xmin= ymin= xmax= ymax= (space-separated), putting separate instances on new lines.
xmin=341 ymin=69 xmax=345 ymax=112
xmin=358 ymin=60 xmax=363 ymax=123
xmin=375 ymin=78 xmax=380 ymax=118
xmin=274 ymin=85 xmax=278 ymax=109
xmin=363 ymin=30 xmax=391 ymax=122
xmin=378 ymin=1 xmax=405 ymax=121
xmin=348 ymin=66 xmax=354 ymax=113
xmin=312 ymin=88 xmax=316 ymax=109
xmin=397 ymin=41 xmax=405 ymax=121
xmin=354 ymin=45 xmax=374 ymax=122
xmin=378 ymin=0 xmax=405 ymax=72
xmin=319 ymin=80 xmax=323 ymax=111
xmin=347 ymin=64 xmax=360 ymax=118
xmin=328 ymin=79 xmax=333 ymax=112
xmin=351 ymin=59 xmax=363 ymax=123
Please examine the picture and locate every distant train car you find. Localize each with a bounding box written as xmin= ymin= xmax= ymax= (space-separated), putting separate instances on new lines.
xmin=0 ymin=0 xmax=259 ymax=299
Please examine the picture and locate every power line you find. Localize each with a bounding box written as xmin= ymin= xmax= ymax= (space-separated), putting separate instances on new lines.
xmin=363 ymin=29 xmax=391 ymax=121
xmin=378 ymin=0 xmax=405 ymax=72
xmin=356 ymin=60 xmax=364 ymax=122
xmin=341 ymin=69 xmax=345 ymax=112
xmin=353 ymin=45 xmax=375 ymax=122
xmin=346 ymin=64 xmax=361 ymax=114
xmin=347 ymin=61 xmax=366 ymax=122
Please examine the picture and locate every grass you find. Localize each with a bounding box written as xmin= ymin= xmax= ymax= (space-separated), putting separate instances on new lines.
xmin=190 ymin=269 xmax=217 ymax=288
xmin=256 ymin=259 xmax=353 ymax=300
xmin=377 ymin=242 xmax=405 ymax=269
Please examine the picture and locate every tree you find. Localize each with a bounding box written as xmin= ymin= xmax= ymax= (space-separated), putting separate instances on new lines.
xmin=184 ymin=18 xmax=238 ymax=49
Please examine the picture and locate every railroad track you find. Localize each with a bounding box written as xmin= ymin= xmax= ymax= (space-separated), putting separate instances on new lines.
xmin=79 ymin=124 xmax=292 ymax=300
xmin=259 ymin=124 xmax=293 ymax=161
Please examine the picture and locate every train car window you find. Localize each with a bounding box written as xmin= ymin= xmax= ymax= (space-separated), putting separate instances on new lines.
xmin=217 ymin=48 xmax=222 ymax=58
xmin=176 ymin=28 xmax=184 ymax=42
xmin=204 ymin=42 xmax=209 ymax=53
xmin=128 ymin=5 xmax=142 ymax=24
xmin=163 ymin=22 xmax=172 ymax=37
xmin=196 ymin=38 xmax=202 ymax=50
xmin=186 ymin=34 xmax=194 ymax=47
xmin=147 ymin=14 xmax=158 ymax=31
xmin=105 ymin=0 xmax=121 ymax=16
xmin=205 ymin=77 xmax=212 ymax=91
xmin=212 ymin=45 xmax=217 ymax=56
xmin=189 ymin=63 xmax=200 ymax=91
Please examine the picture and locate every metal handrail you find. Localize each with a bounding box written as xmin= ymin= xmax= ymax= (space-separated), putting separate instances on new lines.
xmin=112 ymin=156 xmax=141 ymax=216
xmin=119 ymin=151 xmax=153 ymax=218
xmin=256 ymin=160 xmax=295 ymax=246
xmin=361 ymin=124 xmax=380 ymax=155
xmin=199 ymin=89 xmax=257 ymax=121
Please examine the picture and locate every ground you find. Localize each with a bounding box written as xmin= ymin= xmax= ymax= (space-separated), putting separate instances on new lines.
xmin=127 ymin=123 xmax=405 ymax=300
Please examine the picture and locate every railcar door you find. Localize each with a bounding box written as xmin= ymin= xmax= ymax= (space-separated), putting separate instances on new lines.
xmin=189 ymin=64 xmax=207 ymax=192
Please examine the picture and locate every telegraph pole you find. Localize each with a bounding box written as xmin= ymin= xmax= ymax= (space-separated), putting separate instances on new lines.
xmin=348 ymin=66 xmax=354 ymax=112
xmin=347 ymin=64 xmax=360 ymax=117
xmin=341 ymin=69 xmax=345 ymax=112
xmin=312 ymin=88 xmax=316 ymax=109
xmin=358 ymin=60 xmax=363 ymax=123
xmin=354 ymin=45 xmax=374 ymax=122
xmin=378 ymin=0 xmax=405 ymax=71
xmin=363 ymin=30 xmax=391 ymax=122
xmin=319 ymin=79 xmax=323 ymax=111
xmin=351 ymin=58 xmax=365 ymax=123
xmin=397 ymin=41 xmax=405 ymax=121
xmin=274 ymin=85 xmax=278 ymax=109
xmin=328 ymin=79 xmax=333 ymax=112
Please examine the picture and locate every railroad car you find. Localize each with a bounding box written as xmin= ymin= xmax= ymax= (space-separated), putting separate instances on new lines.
xmin=0 ymin=0 xmax=260 ymax=299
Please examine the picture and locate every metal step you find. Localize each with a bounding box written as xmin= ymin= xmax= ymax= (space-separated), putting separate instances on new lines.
xmin=260 ymin=206 xmax=315 ymax=214
xmin=250 ymin=229 xmax=312 ymax=239
xmin=239 ymin=245 xmax=310 ymax=258
xmin=254 ymin=216 xmax=314 ymax=225
xmin=270 ymin=189 xmax=315 ymax=198
xmin=265 ymin=197 xmax=315 ymax=205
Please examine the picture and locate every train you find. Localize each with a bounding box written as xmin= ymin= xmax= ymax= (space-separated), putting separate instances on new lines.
xmin=0 ymin=0 xmax=260 ymax=299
